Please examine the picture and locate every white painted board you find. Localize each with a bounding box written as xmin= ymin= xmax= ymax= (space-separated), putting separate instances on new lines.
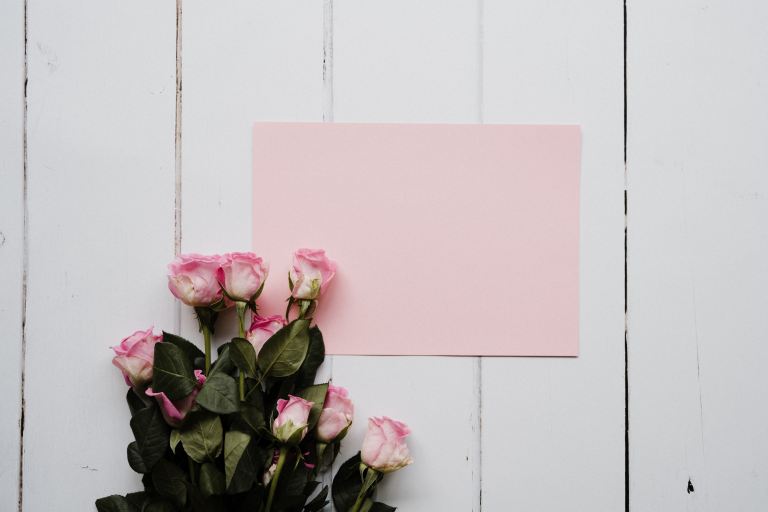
xmin=628 ymin=1 xmax=768 ymax=509
xmin=0 ymin=0 xmax=25 ymax=508
xmin=481 ymin=1 xmax=626 ymax=510
xmin=22 ymin=0 xmax=177 ymax=510
xmin=332 ymin=1 xmax=481 ymax=511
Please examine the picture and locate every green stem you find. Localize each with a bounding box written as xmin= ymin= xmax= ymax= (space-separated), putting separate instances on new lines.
xmin=202 ymin=325 xmax=212 ymax=374
xmin=350 ymin=467 xmax=380 ymax=512
xmin=236 ymin=302 xmax=247 ymax=401
xmin=265 ymin=446 xmax=288 ymax=512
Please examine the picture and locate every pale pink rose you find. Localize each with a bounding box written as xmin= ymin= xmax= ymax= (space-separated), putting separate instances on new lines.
xmin=289 ymin=248 xmax=337 ymax=300
xmin=112 ymin=327 xmax=162 ymax=389
xmin=219 ymin=252 xmax=269 ymax=302
xmin=167 ymin=253 xmax=224 ymax=307
xmin=145 ymin=370 xmax=206 ymax=427
xmin=361 ymin=417 xmax=414 ymax=473
xmin=272 ymin=395 xmax=314 ymax=443
xmin=316 ymin=384 xmax=354 ymax=442
xmin=246 ymin=315 xmax=286 ymax=354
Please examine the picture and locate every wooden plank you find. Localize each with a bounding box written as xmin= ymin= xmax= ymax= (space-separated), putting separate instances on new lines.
xmin=178 ymin=0 xmax=324 ymax=343
xmin=0 ymin=0 xmax=25 ymax=507
xmin=331 ymin=1 xmax=481 ymax=511
xmin=481 ymin=1 xmax=625 ymax=510
xmin=627 ymin=2 xmax=768 ymax=509
xmin=22 ymin=1 xmax=177 ymax=509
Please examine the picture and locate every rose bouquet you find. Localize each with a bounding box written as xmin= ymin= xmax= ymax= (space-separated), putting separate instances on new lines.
xmin=98 ymin=250 xmax=412 ymax=512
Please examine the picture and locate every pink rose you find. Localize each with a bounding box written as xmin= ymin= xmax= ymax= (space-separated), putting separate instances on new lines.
xmin=272 ymin=395 xmax=314 ymax=443
xmin=246 ymin=315 xmax=286 ymax=354
xmin=361 ymin=417 xmax=414 ymax=473
xmin=145 ymin=370 xmax=206 ymax=427
xmin=316 ymin=384 xmax=354 ymax=442
xmin=112 ymin=327 xmax=162 ymax=389
xmin=167 ymin=253 xmax=224 ymax=307
xmin=218 ymin=252 xmax=269 ymax=302
xmin=289 ymin=248 xmax=337 ymax=300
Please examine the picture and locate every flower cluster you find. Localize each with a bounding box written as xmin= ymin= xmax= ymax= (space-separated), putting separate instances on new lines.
xmin=99 ymin=249 xmax=412 ymax=512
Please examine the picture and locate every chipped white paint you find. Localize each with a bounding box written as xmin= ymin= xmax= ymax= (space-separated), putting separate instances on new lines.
xmin=2 ymin=0 xmax=767 ymax=510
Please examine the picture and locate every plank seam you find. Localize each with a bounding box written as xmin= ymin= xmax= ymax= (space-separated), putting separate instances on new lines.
xmin=623 ymin=0 xmax=629 ymax=510
xmin=17 ymin=0 xmax=29 ymax=509
xmin=477 ymin=1 xmax=484 ymax=509
xmin=323 ymin=0 xmax=334 ymax=122
xmin=174 ymin=0 xmax=183 ymax=332
xmin=322 ymin=3 xmax=335 ymax=507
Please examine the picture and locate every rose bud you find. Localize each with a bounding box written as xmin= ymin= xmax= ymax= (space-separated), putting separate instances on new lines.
xmin=167 ymin=253 xmax=224 ymax=307
xmin=272 ymin=395 xmax=314 ymax=443
xmin=289 ymin=248 xmax=337 ymax=300
xmin=246 ymin=315 xmax=286 ymax=354
xmin=316 ymin=384 xmax=354 ymax=443
xmin=361 ymin=417 xmax=414 ymax=473
xmin=145 ymin=370 xmax=206 ymax=427
xmin=111 ymin=328 xmax=162 ymax=389
xmin=219 ymin=252 xmax=269 ymax=302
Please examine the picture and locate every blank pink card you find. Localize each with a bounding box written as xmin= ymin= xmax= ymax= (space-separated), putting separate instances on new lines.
xmin=253 ymin=123 xmax=580 ymax=356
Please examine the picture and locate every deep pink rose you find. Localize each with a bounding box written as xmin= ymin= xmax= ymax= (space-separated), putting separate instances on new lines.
xmin=289 ymin=248 xmax=337 ymax=300
xmin=272 ymin=395 xmax=314 ymax=443
xmin=112 ymin=327 xmax=162 ymax=389
xmin=218 ymin=252 xmax=269 ymax=302
xmin=361 ymin=417 xmax=414 ymax=473
xmin=316 ymin=384 xmax=354 ymax=442
xmin=246 ymin=315 xmax=286 ymax=354
xmin=167 ymin=253 xmax=224 ymax=307
xmin=145 ymin=370 xmax=206 ymax=427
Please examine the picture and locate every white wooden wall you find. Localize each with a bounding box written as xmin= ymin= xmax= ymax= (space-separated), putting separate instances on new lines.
xmin=1 ymin=1 xmax=766 ymax=511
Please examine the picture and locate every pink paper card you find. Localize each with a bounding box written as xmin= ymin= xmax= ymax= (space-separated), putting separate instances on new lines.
xmin=253 ymin=123 xmax=580 ymax=356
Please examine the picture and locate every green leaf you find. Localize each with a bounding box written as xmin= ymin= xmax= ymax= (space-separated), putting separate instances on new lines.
xmin=162 ymin=331 xmax=205 ymax=362
xmin=143 ymin=499 xmax=176 ymax=512
xmin=95 ymin=495 xmax=138 ymax=512
xmin=257 ymin=319 xmax=311 ymax=378
xmin=153 ymin=343 xmax=197 ymax=400
xmin=273 ymin=465 xmax=312 ymax=511
xmin=127 ymin=441 xmax=148 ymax=474
xmin=332 ymin=452 xmax=364 ymax=512
xmin=297 ymin=383 xmax=328 ymax=431
xmin=368 ymin=501 xmax=397 ymax=512
xmin=125 ymin=492 xmax=147 ymax=510
xmin=130 ymin=404 xmax=170 ymax=470
xmin=295 ymin=327 xmax=326 ymax=389
xmin=179 ymin=412 xmax=223 ymax=463
xmin=224 ymin=431 xmax=260 ymax=493
xmin=230 ymin=337 xmax=257 ymax=378
xmin=199 ymin=462 xmax=226 ymax=497
xmin=151 ymin=459 xmax=188 ymax=508
xmin=196 ymin=373 xmax=239 ymax=414
xmin=303 ymin=485 xmax=329 ymax=512
xmin=238 ymin=401 xmax=266 ymax=434
xmin=224 ymin=431 xmax=250 ymax=491
xmin=169 ymin=429 xmax=181 ymax=453
xmin=126 ymin=388 xmax=149 ymax=417
xmin=209 ymin=343 xmax=235 ymax=378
